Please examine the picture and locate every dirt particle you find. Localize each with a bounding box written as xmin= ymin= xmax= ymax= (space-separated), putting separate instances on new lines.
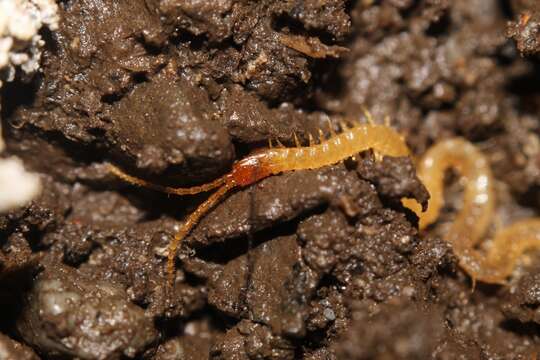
xmin=16 ymin=263 xmax=158 ymax=359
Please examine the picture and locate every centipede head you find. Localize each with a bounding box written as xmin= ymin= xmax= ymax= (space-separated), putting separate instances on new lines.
xmin=230 ymin=153 xmax=273 ymax=187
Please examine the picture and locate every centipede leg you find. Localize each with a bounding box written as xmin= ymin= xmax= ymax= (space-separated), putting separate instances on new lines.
xmin=373 ymin=151 xmax=384 ymax=162
xmin=318 ymin=129 xmax=326 ymax=143
xmin=361 ymin=107 xmax=375 ymax=126
xmin=326 ymin=119 xmax=336 ymax=136
xmin=293 ymin=132 xmax=301 ymax=147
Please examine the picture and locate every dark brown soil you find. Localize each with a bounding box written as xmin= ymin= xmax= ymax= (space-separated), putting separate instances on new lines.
xmin=1 ymin=0 xmax=540 ymax=359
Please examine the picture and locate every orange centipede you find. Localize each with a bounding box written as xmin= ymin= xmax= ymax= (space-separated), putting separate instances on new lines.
xmin=108 ymin=111 xmax=410 ymax=286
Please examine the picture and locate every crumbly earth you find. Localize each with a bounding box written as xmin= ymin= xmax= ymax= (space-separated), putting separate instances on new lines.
xmin=1 ymin=0 xmax=540 ymax=359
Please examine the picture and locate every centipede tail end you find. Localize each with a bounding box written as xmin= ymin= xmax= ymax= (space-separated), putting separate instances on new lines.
xmin=406 ymin=138 xmax=540 ymax=285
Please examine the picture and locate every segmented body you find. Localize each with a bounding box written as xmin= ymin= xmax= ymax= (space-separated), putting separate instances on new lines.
xmin=261 ymin=124 xmax=409 ymax=175
xmin=109 ymin=119 xmax=410 ymax=286
xmin=404 ymin=138 xmax=540 ymax=284
xmin=403 ymin=138 xmax=494 ymax=239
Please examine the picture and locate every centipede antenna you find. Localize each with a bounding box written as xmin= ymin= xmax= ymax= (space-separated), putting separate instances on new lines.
xmin=308 ymin=133 xmax=315 ymax=146
xmin=361 ymin=107 xmax=375 ymax=126
xmin=167 ymin=183 xmax=234 ymax=287
xmin=293 ymin=132 xmax=301 ymax=148
xmin=318 ymin=129 xmax=326 ymax=143
xmin=276 ymin=139 xmax=285 ymax=148
xmin=108 ymin=163 xmax=226 ymax=195
xmin=326 ymin=119 xmax=336 ymax=137
xmin=268 ymin=138 xmax=273 ymax=148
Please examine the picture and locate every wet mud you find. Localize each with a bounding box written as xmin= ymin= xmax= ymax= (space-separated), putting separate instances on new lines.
xmin=1 ymin=0 xmax=540 ymax=359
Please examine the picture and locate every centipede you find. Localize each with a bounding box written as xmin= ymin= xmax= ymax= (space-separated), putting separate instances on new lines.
xmin=108 ymin=111 xmax=410 ymax=286
xmin=403 ymin=138 xmax=540 ymax=284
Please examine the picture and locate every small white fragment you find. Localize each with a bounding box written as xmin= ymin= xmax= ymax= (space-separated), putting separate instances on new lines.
xmin=0 ymin=157 xmax=41 ymax=213
xmin=0 ymin=0 xmax=60 ymax=82
xmin=323 ymin=308 xmax=336 ymax=321
xmin=0 ymin=0 xmax=58 ymax=212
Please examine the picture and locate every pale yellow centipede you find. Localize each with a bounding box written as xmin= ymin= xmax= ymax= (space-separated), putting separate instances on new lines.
xmin=109 ymin=113 xmax=410 ymax=286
